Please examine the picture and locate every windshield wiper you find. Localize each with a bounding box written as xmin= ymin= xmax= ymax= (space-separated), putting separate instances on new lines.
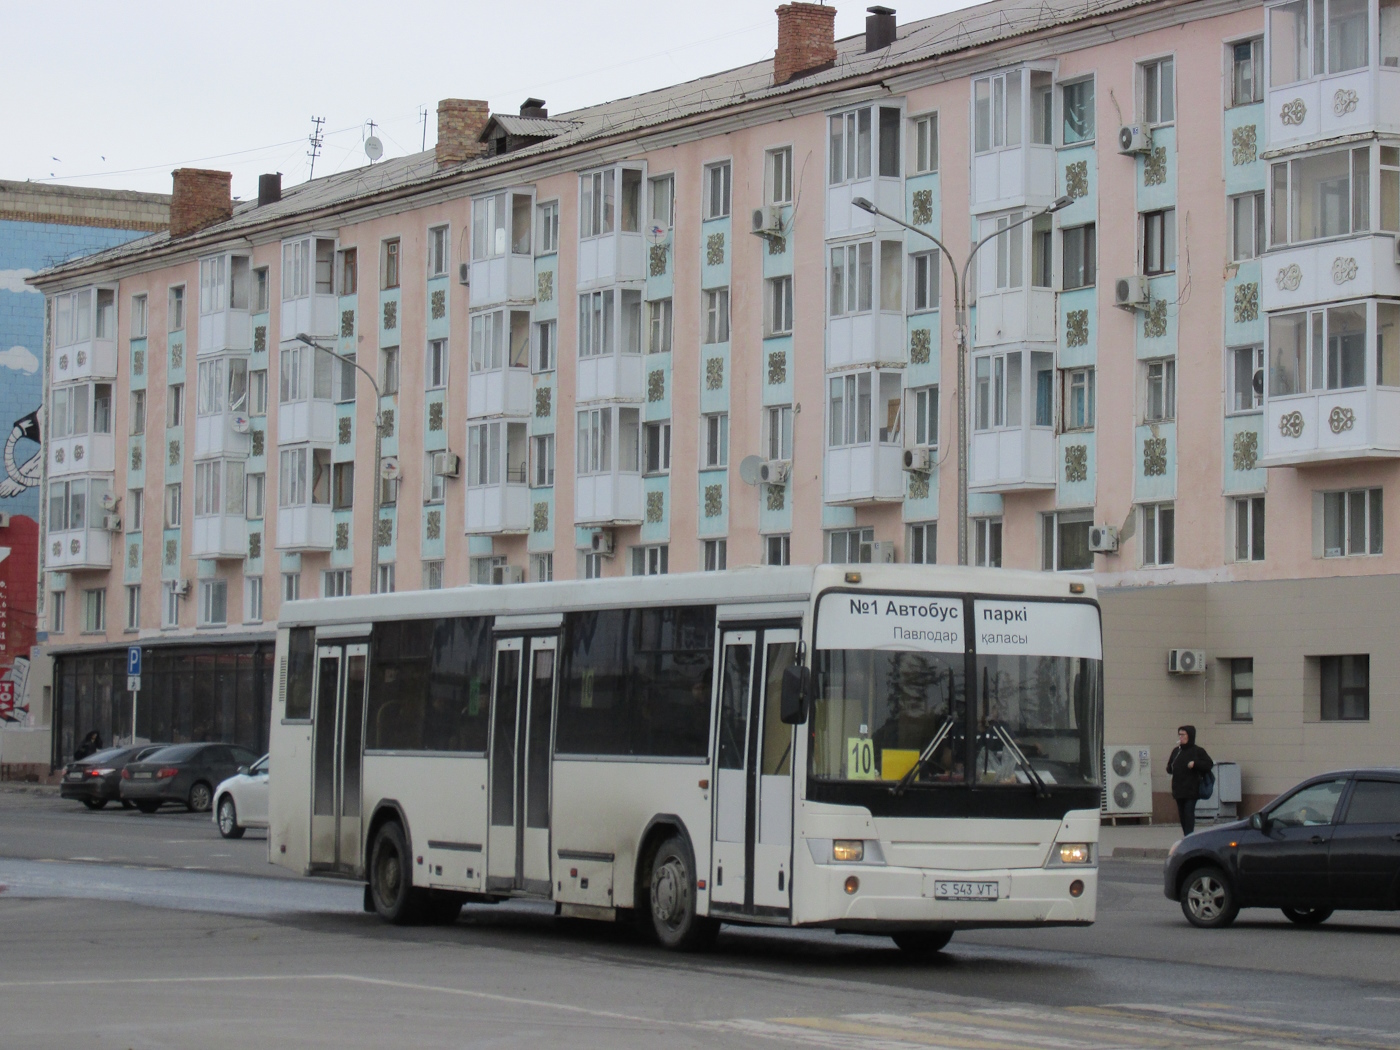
xmin=987 ymin=721 xmax=1050 ymax=798
xmin=890 ymin=715 xmax=956 ymax=796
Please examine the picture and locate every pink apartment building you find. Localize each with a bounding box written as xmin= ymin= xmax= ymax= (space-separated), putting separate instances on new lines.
xmin=31 ymin=0 xmax=1400 ymax=817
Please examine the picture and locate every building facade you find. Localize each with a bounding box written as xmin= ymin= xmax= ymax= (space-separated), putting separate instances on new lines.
xmin=1 ymin=180 xmax=167 ymax=777
xmin=31 ymin=0 xmax=1400 ymax=815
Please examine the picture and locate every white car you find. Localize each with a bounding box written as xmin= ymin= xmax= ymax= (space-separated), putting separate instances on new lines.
xmin=213 ymin=754 xmax=269 ymax=839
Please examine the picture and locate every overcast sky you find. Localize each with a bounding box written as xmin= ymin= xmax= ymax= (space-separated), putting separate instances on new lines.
xmin=9 ymin=0 xmax=979 ymax=200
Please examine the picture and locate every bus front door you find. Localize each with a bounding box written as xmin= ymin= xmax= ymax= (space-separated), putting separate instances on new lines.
xmin=309 ymin=642 xmax=368 ymax=875
xmin=487 ymin=635 xmax=557 ymax=895
xmin=711 ymin=627 xmax=799 ymax=917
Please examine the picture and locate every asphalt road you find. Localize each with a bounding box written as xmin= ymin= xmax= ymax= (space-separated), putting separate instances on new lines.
xmin=2 ymin=787 xmax=1399 ymax=1049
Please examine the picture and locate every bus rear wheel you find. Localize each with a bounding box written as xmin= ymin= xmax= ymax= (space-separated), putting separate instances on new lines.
xmin=647 ymin=835 xmax=717 ymax=951
xmin=892 ymin=930 xmax=954 ymax=957
xmin=369 ymin=821 xmax=422 ymax=924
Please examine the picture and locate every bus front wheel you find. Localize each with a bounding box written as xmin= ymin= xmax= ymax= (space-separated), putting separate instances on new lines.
xmin=647 ymin=834 xmax=717 ymax=951
xmin=369 ymin=821 xmax=421 ymax=924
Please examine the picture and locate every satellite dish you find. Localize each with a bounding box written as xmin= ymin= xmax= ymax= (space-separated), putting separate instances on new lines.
xmin=364 ymin=136 xmax=384 ymax=162
xmin=644 ymin=223 xmax=670 ymax=246
xmin=230 ymin=414 xmax=251 ymax=434
xmin=738 ymin=455 xmax=764 ymax=487
xmin=380 ymin=456 xmax=400 ymax=481
xmin=100 ymin=491 xmax=119 ymax=512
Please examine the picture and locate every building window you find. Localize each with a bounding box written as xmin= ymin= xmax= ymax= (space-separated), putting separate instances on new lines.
xmin=376 ymin=563 xmax=396 ymax=595
xmin=1140 ymin=56 xmax=1175 ymax=124
xmin=702 ymin=413 xmax=729 ymax=469
xmin=830 ymin=372 xmax=873 ymax=446
xmin=829 ymin=241 xmax=876 ymax=316
xmin=380 ymin=346 xmax=399 ymax=395
xmin=908 ymin=522 xmax=936 ymax=564
xmin=578 ymin=290 xmax=641 ymax=357
xmin=1141 ymin=502 xmax=1176 ymax=566
xmin=1063 ymin=368 xmax=1095 ymax=430
xmin=582 ymin=552 xmax=605 ymax=580
xmin=576 ymin=410 xmax=611 ymax=476
xmin=828 ymin=527 xmax=875 ymax=564
xmin=765 ymin=406 xmax=793 ymax=461
xmin=1229 ymin=345 xmax=1264 ymax=412
xmin=1142 ymin=208 xmax=1176 ymax=274
xmin=532 ymin=434 xmax=556 ymax=487
xmin=1230 ymin=658 xmax=1254 ymax=721
xmin=250 ymin=369 xmax=268 ymax=415
xmin=1321 ymin=487 xmax=1383 ymax=556
xmin=246 ymin=474 xmax=266 ymax=519
xmin=1270 ymin=148 xmax=1370 ymax=246
xmin=1270 ymin=0 xmax=1371 ymax=85
xmin=976 ymin=351 xmax=1055 ymax=429
xmin=323 ymin=569 xmax=352 ymax=598
xmin=1042 ymin=511 xmax=1093 ymax=571
xmin=579 ymin=171 xmax=615 ymax=239
xmin=1230 ymin=192 xmax=1266 ymax=261
xmin=529 ymin=553 xmax=553 ymax=583
xmin=127 ymin=488 xmax=143 ymax=532
xmin=424 ymin=452 xmax=447 ymax=504
xmin=703 ymin=161 xmax=731 ymax=219
xmin=830 ymin=106 xmax=874 ymax=181
xmin=647 ymin=299 xmax=672 ymax=354
xmin=911 ymin=113 xmax=938 ymax=173
xmin=909 ymin=386 xmax=938 ymax=449
xmin=765 ymin=276 xmax=793 ymax=336
xmin=282 ymin=573 xmax=301 ymax=603
xmin=534 ymin=321 xmax=556 ymax=372
xmin=168 ymin=286 xmax=185 ymax=332
xmin=167 ymin=383 xmax=184 ymax=427
xmin=537 ymin=201 xmax=559 ymax=253
xmin=381 ymin=239 xmax=400 ymax=290
xmin=131 ymin=294 xmax=148 ymax=338
xmin=83 ymin=588 xmax=106 ymax=633
xmin=198 ymin=579 xmax=227 ymax=626
xmin=1234 ymin=495 xmax=1266 ymax=561
xmin=471 ymin=310 xmax=504 ymax=369
xmin=165 ymin=483 xmax=182 ymax=528
xmin=427 ymin=339 xmax=447 ymax=389
xmin=1144 ymin=359 xmax=1176 ymax=422
xmin=421 ymin=561 xmax=444 ymax=591
xmin=1230 ymin=38 xmax=1264 ymax=105
xmin=245 ymin=576 xmax=263 ymax=623
xmin=380 ymin=459 xmax=398 ymax=507
xmin=130 ymin=390 xmax=146 ymax=436
xmin=1062 ymin=224 xmax=1096 ymax=289
xmin=703 ymin=288 xmax=730 ymax=344
xmin=1320 ymin=654 xmax=1369 ymax=720
xmin=50 ymin=589 xmax=66 ymax=634
xmin=1268 ymin=304 xmax=1370 ymax=395
xmin=648 ymin=176 xmax=674 ymax=230
xmin=428 ymin=225 xmax=449 ymax=277
xmin=973 ymin=73 xmax=1025 ymax=153
xmin=337 ymin=249 xmax=356 ymax=296
xmin=703 ymin=539 xmax=727 ymax=572
xmin=162 ymin=582 xmax=179 ymax=628
xmin=125 ymin=584 xmax=141 ymax=631
xmin=632 ymin=545 xmax=669 ymax=576
xmin=766 ymin=147 xmax=793 ymax=205
xmin=1061 ymin=78 xmax=1095 ymax=144
xmin=644 ymin=422 xmax=671 ymax=474
xmin=471 ymin=557 xmax=502 ymax=586
xmin=910 ymin=250 xmax=940 ymax=311
xmin=766 ymin=534 xmax=791 ymax=566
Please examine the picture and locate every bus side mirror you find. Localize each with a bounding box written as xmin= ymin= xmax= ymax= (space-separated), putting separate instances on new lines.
xmin=780 ymin=666 xmax=811 ymax=725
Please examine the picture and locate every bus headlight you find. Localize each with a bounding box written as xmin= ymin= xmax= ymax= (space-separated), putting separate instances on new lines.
xmin=1054 ymin=843 xmax=1093 ymax=865
xmin=833 ymin=840 xmax=865 ymax=863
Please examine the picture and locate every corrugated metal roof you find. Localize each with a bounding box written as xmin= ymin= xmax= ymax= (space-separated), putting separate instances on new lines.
xmin=35 ymin=0 xmax=1164 ymax=281
xmin=484 ymin=114 xmax=581 ymax=138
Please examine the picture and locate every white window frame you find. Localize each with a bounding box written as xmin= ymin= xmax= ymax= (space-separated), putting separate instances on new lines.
xmin=910 ymin=250 xmax=940 ymax=312
xmin=703 ymin=288 xmax=730 ymax=344
xmin=644 ymin=421 xmax=671 ymax=475
xmin=427 ymin=339 xmax=448 ymax=389
xmin=829 ymin=241 xmax=874 ymax=317
xmin=1144 ymin=359 xmax=1177 ymax=422
xmin=827 ymin=527 xmax=875 ymax=564
xmin=1142 ymin=208 xmax=1177 ymax=275
xmin=1042 ymin=510 xmax=1094 ymax=572
xmin=1139 ymin=56 xmax=1176 ymax=125
xmin=1320 ymin=487 xmax=1383 ymax=557
xmin=165 ymin=483 xmax=182 ymax=528
xmin=582 ymin=551 xmax=605 ymax=580
xmin=83 ymin=587 xmax=106 ymax=633
xmin=703 ymin=161 xmax=731 ymax=220
xmin=910 ymin=386 xmax=938 ymax=448
xmin=702 ymin=538 xmax=727 ymax=572
xmin=1063 ymin=367 xmax=1096 ymax=431
xmin=376 ymin=563 xmax=396 ymax=595
xmin=127 ymin=488 xmax=143 ymax=532
xmin=765 ymin=276 xmax=793 ymax=337
xmin=648 ymin=176 xmax=674 ymax=230
xmin=973 ymin=517 xmax=1003 ymax=568
xmin=579 ymin=170 xmax=615 ymax=239
xmin=1140 ymin=502 xmax=1176 ymax=566
xmin=531 ymin=553 xmax=554 ymax=583
xmin=765 ymin=534 xmax=791 ymax=566
xmin=424 ymin=451 xmax=447 ymax=504
xmin=198 ymin=578 xmax=227 ymax=626
xmin=131 ymin=293 xmax=148 ymax=338
xmin=168 ymin=285 xmax=185 ymax=332
xmin=1228 ymin=344 xmax=1265 ymax=414
xmin=1230 ymin=192 xmax=1266 ymax=261
xmin=1234 ymin=495 xmax=1266 ymax=561
xmin=245 ymin=575 xmax=263 ymax=623
xmin=428 ymin=225 xmax=449 ymax=277
xmin=537 ymin=200 xmax=560 ymax=253
xmin=910 ymin=113 xmax=939 ymax=174
xmin=648 ymin=298 xmax=673 ymax=354
xmin=125 ymin=584 xmax=141 ymax=631
xmin=246 ymin=473 xmax=266 ymax=519
xmin=907 ymin=522 xmax=937 ymax=564
xmin=632 ymin=544 xmax=669 ymax=576
xmin=1229 ymin=37 xmax=1264 ymax=106
xmin=51 ymin=589 xmax=66 ymax=634
xmin=702 ymin=413 xmax=729 ymax=469
xmin=765 ymin=147 xmax=793 ymax=205
xmin=423 ymin=561 xmax=445 ymax=591
xmin=162 ymin=581 xmax=179 ymax=628
xmin=323 ymin=569 xmax=352 ymax=598
xmin=765 ymin=406 xmax=793 ymax=461
xmin=533 ymin=320 xmax=556 ymax=372
xmin=973 ymin=72 xmax=1024 ymax=154
xmin=282 ymin=572 xmax=301 ymax=602
xmin=532 ymin=434 xmax=556 ymax=487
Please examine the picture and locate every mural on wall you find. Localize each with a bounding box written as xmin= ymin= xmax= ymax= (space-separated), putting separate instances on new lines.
xmin=1 ymin=408 xmax=41 ymax=498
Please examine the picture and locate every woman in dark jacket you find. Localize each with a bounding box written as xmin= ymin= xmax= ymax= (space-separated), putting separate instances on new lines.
xmin=1166 ymin=725 xmax=1213 ymax=835
xmin=74 ymin=730 xmax=103 ymax=762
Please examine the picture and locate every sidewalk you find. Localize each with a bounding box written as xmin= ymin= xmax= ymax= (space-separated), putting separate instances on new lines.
xmin=1099 ymin=815 xmax=1245 ymax=860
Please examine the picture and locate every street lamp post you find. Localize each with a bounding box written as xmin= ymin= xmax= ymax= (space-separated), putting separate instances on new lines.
xmin=295 ymin=333 xmax=387 ymax=594
xmin=851 ymin=195 xmax=1073 ymax=565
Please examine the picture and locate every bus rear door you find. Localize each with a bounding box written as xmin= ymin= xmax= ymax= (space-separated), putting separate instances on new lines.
xmin=309 ymin=641 xmax=368 ymax=876
xmin=487 ymin=635 xmax=556 ymax=895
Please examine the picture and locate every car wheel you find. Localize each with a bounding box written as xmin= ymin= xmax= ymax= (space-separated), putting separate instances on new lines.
xmin=646 ymin=834 xmax=718 ymax=951
xmin=892 ymin=930 xmax=954 ymax=957
xmin=1180 ymin=866 xmax=1239 ymax=928
xmin=217 ymin=796 xmax=245 ymax=839
xmin=187 ymin=781 xmax=213 ymax=813
xmin=1281 ymin=905 xmax=1333 ymax=925
xmin=82 ymin=798 xmax=107 ymax=811
xmin=369 ymin=821 xmax=423 ymax=924
xmin=135 ymin=801 xmax=160 ymax=814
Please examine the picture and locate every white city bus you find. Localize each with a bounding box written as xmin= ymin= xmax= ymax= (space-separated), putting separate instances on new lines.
xmin=268 ymin=564 xmax=1103 ymax=952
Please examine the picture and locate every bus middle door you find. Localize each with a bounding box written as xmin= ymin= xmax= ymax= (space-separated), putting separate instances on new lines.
xmin=309 ymin=641 xmax=368 ymax=876
xmin=487 ymin=635 xmax=556 ymax=895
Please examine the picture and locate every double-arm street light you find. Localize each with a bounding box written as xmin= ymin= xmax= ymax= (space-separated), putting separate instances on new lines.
xmin=852 ymin=194 xmax=1073 ymax=565
xmin=294 ymin=333 xmax=388 ymax=593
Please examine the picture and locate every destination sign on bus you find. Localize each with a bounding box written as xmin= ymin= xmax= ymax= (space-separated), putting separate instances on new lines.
xmin=815 ymin=593 xmax=963 ymax=653
xmin=972 ymin=600 xmax=1102 ymax=660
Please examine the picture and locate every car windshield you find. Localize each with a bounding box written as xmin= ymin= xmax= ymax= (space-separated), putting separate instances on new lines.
xmin=142 ymin=744 xmax=203 ymax=763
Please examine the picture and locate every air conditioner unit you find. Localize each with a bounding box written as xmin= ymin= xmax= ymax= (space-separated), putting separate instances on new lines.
xmin=1114 ymin=275 xmax=1150 ymax=309
xmin=102 ymin=514 xmax=122 ymax=532
xmin=1117 ymin=124 xmax=1151 ymax=154
xmin=458 ymin=262 xmax=471 ymax=285
xmin=436 ymin=452 xmax=461 ymax=478
xmin=491 ymin=564 xmax=524 ymax=585
xmin=173 ymin=579 xmax=191 ymax=597
xmin=750 ymin=206 xmax=783 ymax=237
xmin=758 ymin=459 xmax=790 ymax=484
xmin=1087 ymin=524 xmax=1118 ymax=553
xmin=1102 ymin=745 xmax=1153 ymax=818
xmin=902 ymin=447 xmax=931 ymax=474
xmin=869 ymin=541 xmax=896 ymax=564
xmin=1167 ymin=648 xmax=1206 ymax=675
xmin=590 ymin=530 xmax=615 ymax=556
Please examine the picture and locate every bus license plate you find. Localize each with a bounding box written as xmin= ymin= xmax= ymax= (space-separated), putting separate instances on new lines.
xmin=933 ymin=880 xmax=999 ymax=901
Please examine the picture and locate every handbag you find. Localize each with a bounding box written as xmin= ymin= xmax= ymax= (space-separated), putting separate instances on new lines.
xmin=1198 ymin=769 xmax=1216 ymax=800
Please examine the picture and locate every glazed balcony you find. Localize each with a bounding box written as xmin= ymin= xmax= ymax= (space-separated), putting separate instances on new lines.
xmin=465 ymin=420 xmax=530 ymax=533
xmin=470 ymin=189 xmax=536 ymax=305
xmin=197 ymin=252 xmax=253 ymax=354
xmin=50 ymin=287 xmax=117 ymax=384
xmin=969 ymin=348 xmax=1056 ymax=491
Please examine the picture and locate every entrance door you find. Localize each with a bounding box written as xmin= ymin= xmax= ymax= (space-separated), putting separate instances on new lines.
xmin=309 ymin=642 xmax=368 ymax=874
xmin=487 ymin=635 xmax=557 ymax=895
xmin=710 ymin=626 xmax=799 ymax=916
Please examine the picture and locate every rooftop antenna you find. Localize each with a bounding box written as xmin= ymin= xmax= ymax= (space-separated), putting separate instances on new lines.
xmin=307 ymin=115 xmax=326 ymax=179
xmin=364 ymin=120 xmax=383 ymax=163
xmin=419 ymin=105 xmax=429 ymax=151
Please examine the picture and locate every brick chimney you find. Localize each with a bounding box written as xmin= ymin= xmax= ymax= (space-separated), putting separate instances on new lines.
xmin=774 ymin=3 xmax=837 ymax=86
xmin=169 ymin=168 xmax=232 ymax=238
xmin=436 ymin=99 xmax=491 ymax=168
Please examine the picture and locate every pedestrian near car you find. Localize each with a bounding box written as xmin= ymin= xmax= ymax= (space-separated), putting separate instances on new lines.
xmin=1166 ymin=725 xmax=1213 ymax=835
xmin=74 ymin=730 xmax=103 ymax=761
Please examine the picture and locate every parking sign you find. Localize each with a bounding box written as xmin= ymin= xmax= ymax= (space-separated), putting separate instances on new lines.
xmin=127 ymin=646 xmax=142 ymax=677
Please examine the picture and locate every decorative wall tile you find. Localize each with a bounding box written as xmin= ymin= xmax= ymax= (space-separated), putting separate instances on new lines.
xmin=170 ymin=343 xmax=182 ymax=369
xmin=1065 ymin=443 xmax=1088 ymax=482
xmin=73 ymin=444 xmax=84 ymax=462
xmin=376 ymin=518 xmax=393 ymax=546
xmin=132 ymin=349 xmax=144 ymax=376
xmin=705 ymin=357 xmax=724 ymax=390
xmin=130 ymin=445 xmax=142 ymax=470
xmin=380 ymin=409 xmax=394 ymax=437
xmin=1331 ymin=257 xmax=1358 ymax=284
xmin=535 ymin=387 xmax=551 ymax=418
xmin=911 ymin=189 xmax=933 ymax=225
xmin=1065 ymin=160 xmax=1088 ymax=198
xmin=382 ymin=300 xmax=397 ymax=330
xmin=430 ymin=289 xmax=446 ymax=319
xmin=251 ymin=430 xmax=264 ymax=457
xmin=1232 ymin=430 xmax=1258 ymax=471
xmin=909 ymin=328 xmax=931 ymax=364
xmin=1143 ymin=147 xmax=1167 ymax=186
xmin=127 ymin=543 xmax=139 ymax=568
xmin=767 ymin=352 xmax=786 ymax=385
xmin=767 ymin=485 xmax=785 ymax=511
xmin=649 ymin=244 xmax=669 ymax=277
xmin=1233 ymin=283 xmax=1259 ymax=323
xmin=706 ymin=233 xmax=725 ymax=267
xmin=646 ymin=491 xmax=664 ymax=524
xmin=704 ymin=484 xmax=722 ymax=517
xmin=1143 ymin=436 xmax=1168 ymax=476
xmin=1329 ymin=406 xmax=1356 ymax=433
xmin=428 ymin=401 xmax=444 ymax=431
xmin=1231 ymin=124 xmax=1257 ymax=166
xmin=335 ymin=523 xmax=350 ymax=550
xmin=164 ymin=539 xmax=177 ymax=565
xmin=254 ymin=325 xmax=267 ymax=352
xmin=338 ymin=417 xmax=353 ymax=445
xmin=426 ymin=509 xmax=441 ymax=540
xmin=54 ymin=447 xmax=64 ymax=464
xmin=533 ymin=503 xmax=550 ymax=533
xmin=647 ymin=370 xmax=665 ymax=402
xmin=248 ymin=532 xmax=262 ymax=559
xmin=537 ymin=271 xmax=554 ymax=302
xmin=1065 ymin=310 xmax=1089 ymax=347
xmin=767 ymin=236 xmax=786 ymax=256
xmin=341 ymin=310 xmax=355 ymax=337
xmin=1280 ymin=98 xmax=1307 ymax=125
xmin=907 ymin=473 xmax=929 ymax=499
xmin=1333 ymin=88 xmax=1358 ymax=115
xmin=1279 ymin=410 xmax=1304 ymax=438
xmin=1276 ymin=263 xmax=1302 ymax=291
xmin=1144 ymin=299 xmax=1167 ymax=339
xmin=168 ymin=439 xmax=180 ymax=466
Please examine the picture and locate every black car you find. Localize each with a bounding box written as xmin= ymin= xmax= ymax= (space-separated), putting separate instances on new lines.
xmin=59 ymin=744 xmax=171 ymax=810
xmin=119 ymin=743 xmax=261 ymax=814
xmin=1165 ymin=768 xmax=1400 ymax=928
